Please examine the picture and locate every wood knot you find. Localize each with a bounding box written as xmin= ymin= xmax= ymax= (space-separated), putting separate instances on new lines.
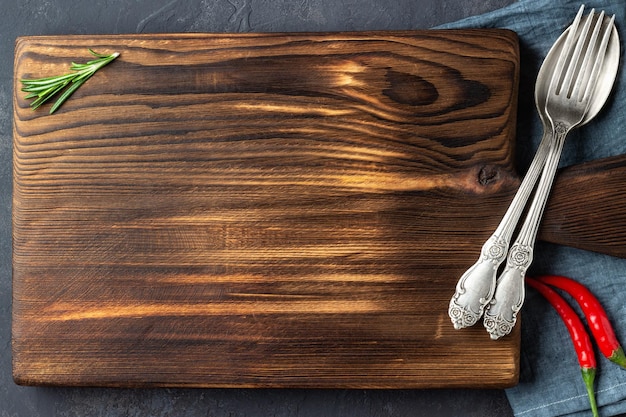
xmin=458 ymin=164 xmax=519 ymax=196
xmin=477 ymin=165 xmax=500 ymax=186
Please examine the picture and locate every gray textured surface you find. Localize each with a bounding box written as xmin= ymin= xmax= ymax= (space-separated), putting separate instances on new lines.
xmin=1 ymin=0 xmax=516 ymax=416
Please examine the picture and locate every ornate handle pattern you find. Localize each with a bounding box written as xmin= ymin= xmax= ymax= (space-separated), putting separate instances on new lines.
xmin=448 ymin=131 xmax=551 ymax=329
xmin=484 ymin=128 xmax=569 ymax=339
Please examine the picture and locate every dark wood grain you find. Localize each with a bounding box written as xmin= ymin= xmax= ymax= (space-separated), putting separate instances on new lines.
xmin=540 ymin=154 xmax=626 ymax=258
xmin=13 ymin=31 xmax=520 ymax=388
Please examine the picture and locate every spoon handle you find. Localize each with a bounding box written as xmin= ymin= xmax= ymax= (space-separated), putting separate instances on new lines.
xmin=484 ymin=129 xmax=568 ymax=339
xmin=449 ymin=129 xmax=551 ymax=329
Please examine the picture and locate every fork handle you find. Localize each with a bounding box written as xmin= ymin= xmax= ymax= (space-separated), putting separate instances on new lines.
xmin=517 ymin=125 xmax=569 ymax=247
xmin=484 ymin=128 xmax=568 ymax=339
xmin=449 ymin=129 xmax=551 ymax=329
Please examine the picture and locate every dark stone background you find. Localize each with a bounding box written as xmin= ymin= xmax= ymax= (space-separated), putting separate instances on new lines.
xmin=0 ymin=0 xmax=517 ymax=415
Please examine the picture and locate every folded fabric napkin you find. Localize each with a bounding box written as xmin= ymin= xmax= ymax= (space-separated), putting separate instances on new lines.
xmin=439 ymin=0 xmax=626 ymax=416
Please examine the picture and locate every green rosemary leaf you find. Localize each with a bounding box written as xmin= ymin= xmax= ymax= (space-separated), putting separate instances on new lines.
xmin=21 ymin=72 xmax=77 ymax=86
xmin=49 ymin=78 xmax=89 ymax=114
xmin=88 ymin=49 xmax=109 ymax=58
xmin=30 ymin=81 xmax=71 ymax=110
xmin=20 ymin=49 xmax=119 ymax=114
xmin=22 ymin=79 xmax=68 ymax=94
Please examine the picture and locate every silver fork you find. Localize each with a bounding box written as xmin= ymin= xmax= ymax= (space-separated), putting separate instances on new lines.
xmin=484 ymin=6 xmax=616 ymax=339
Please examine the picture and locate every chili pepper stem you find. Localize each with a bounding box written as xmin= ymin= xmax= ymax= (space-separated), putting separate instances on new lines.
xmin=581 ymin=367 xmax=599 ymax=417
xmin=609 ymin=346 xmax=626 ymax=368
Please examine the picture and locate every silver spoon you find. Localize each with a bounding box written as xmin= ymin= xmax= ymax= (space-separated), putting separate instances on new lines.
xmin=448 ymin=7 xmax=620 ymax=330
xmin=484 ymin=7 xmax=620 ymax=339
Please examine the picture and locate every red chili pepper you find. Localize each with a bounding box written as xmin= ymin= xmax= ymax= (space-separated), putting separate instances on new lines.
xmin=537 ymin=274 xmax=626 ymax=368
xmin=526 ymin=277 xmax=599 ymax=417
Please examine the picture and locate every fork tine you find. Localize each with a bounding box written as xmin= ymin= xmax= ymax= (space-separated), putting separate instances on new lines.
xmin=549 ymin=4 xmax=585 ymax=96
xmin=560 ymin=8 xmax=595 ymax=97
xmin=582 ymin=14 xmax=616 ymax=102
xmin=573 ymin=10 xmax=605 ymax=101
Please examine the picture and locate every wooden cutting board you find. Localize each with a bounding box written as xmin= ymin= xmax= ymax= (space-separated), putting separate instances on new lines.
xmin=13 ymin=31 xmax=522 ymax=388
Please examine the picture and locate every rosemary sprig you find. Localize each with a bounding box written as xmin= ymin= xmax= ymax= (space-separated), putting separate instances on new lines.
xmin=21 ymin=49 xmax=119 ymax=114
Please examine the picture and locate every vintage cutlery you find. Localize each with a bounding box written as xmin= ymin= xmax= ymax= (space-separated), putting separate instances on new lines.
xmin=484 ymin=7 xmax=619 ymax=339
xmin=448 ymin=5 xmax=615 ymax=330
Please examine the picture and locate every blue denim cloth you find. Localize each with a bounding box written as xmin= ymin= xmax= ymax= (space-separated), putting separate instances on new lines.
xmin=439 ymin=1 xmax=626 ymax=416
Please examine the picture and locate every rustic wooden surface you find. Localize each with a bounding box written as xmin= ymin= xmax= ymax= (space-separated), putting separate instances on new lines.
xmin=13 ymin=31 xmax=521 ymax=388
xmin=541 ymin=154 xmax=626 ymax=259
